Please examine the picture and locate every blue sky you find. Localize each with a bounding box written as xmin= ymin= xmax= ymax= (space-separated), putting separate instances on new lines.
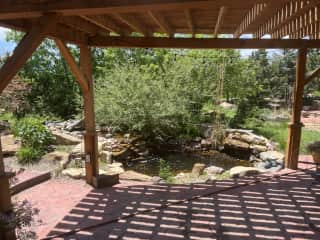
xmin=0 ymin=27 xmax=15 ymax=56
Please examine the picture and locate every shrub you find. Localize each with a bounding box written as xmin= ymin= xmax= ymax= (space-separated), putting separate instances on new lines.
xmin=159 ymin=159 xmax=173 ymax=182
xmin=12 ymin=116 xmax=53 ymax=164
xmin=13 ymin=116 xmax=53 ymax=151
xmin=16 ymin=147 xmax=41 ymax=165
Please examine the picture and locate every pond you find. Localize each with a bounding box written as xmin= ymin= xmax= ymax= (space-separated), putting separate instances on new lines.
xmin=125 ymin=151 xmax=251 ymax=176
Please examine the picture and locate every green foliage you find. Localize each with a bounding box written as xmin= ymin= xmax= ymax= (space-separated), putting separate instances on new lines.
xmin=159 ymin=159 xmax=173 ymax=181
xmin=16 ymin=147 xmax=41 ymax=165
xmin=6 ymin=32 xmax=81 ymax=119
xmin=95 ymin=49 xmax=253 ymax=141
xmin=13 ymin=117 xmax=53 ymax=150
xmin=12 ymin=116 xmax=53 ymax=164
xmin=242 ymin=118 xmax=320 ymax=154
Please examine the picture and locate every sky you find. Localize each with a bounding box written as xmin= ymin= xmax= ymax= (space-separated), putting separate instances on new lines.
xmin=0 ymin=27 xmax=15 ymax=56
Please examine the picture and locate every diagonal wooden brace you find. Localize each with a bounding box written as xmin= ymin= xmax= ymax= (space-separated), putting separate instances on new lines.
xmin=54 ymin=39 xmax=89 ymax=93
xmin=0 ymin=14 xmax=58 ymax=94
xmin=305 ymin=65 xmax=320 ymax=86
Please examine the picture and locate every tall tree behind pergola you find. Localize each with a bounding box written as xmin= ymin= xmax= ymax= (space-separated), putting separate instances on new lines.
xmin=0 ymin=1 xmax=320 ymax=239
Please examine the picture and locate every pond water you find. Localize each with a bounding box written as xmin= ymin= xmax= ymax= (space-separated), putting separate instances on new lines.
xmin=125 ymin=151 xmax=251 ymax=176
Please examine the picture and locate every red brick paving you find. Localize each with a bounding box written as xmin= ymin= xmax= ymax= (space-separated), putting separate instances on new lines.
xmin=17 ymin=156 xmax=320 ymax=240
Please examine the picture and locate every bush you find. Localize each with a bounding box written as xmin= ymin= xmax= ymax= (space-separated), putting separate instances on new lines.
xmin=95 ymin=64 xmax=200 ymax=141
xmin=13 ymin=117 xmax=53 ymax=150
xmin=159 ymin=159 xmax=173 ymax=182
xmin=16 ymin=147 xmax=41 ymax=165
xmin=12 ymin=116 xmax=53 ymax=164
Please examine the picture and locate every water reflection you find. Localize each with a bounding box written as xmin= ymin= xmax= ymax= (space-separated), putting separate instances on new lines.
xmin=126 ymin=151 xmax=251 ymax=176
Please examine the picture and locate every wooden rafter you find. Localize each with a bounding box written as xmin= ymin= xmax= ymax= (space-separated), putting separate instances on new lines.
xmin=63 ymin=16 xmax=108 ymax=36
xmin=80 ymin=15 xmax=127 ymax=36
xmin=148 ymin=11 xmax=173 ymax=37
xmin=0 ymin=0 xmax=287 ymax=20
xmin=213 ymin=6 xmax=227 ymax=38
xmin=184 ymin=9 xmax=195 ymax=36
xmin=0 ymin=15 xmax=58 ymax=93
xmin=54 ymin=39 xmax=89 ymax=93
xmin=112 ymin=13 xmax=151 ymax=36
xmin=89 ymin=36 xmax=320 ymax=49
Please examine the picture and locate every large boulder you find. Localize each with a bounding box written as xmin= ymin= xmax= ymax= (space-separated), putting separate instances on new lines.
xmin=260 ymin=151 xmax=284 ymax=163
xmin=52 ymin=131 xmax=81 ymax=145
xmin=260 ymin=151 xmax=285 ymax=167
xmin=62 ymin=168 xmax=85 ymax=179
xmin=105 ymin=162 xmax=125 ymax=175
xmin=229 ymin=166 xmax=262 ymax=178
xmin=119 ymin=170 xmax=152 ymax=182
xmin=192 ymin=163 xmax=206 ymax=177
xmin=65 ymin=119 xmax=84 ymax=132
xmin=220 ymin=102 xmax=236 ymax=109
xmin=204 ymin=166 xmax=224 ymax=175
xmin=224 ymin=138 xmax=250 ymax=150
xmin=1 ymin=135 xmax=20 ymax=156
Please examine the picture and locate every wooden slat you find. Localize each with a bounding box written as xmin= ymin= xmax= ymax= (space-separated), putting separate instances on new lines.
xmin=256 ymin=1 xmax=319 ymax=38
xmin=148 ymin=11 xmax=173 ymax=37
xmin=90 ymin=36 xmax=320 ymax=49
xmin=0 ymin=0 xmax=287 ymax=20
xmin=213 ymin=6 xmax=227 ymax=37
xmin=0 ymin=15 xmax=58 ymax=93
xmin=54 ymin=39 xmax=89 ymax=93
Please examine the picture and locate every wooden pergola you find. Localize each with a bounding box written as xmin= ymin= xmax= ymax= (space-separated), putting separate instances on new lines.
xmin=0 ymin=1 xmax=320 ymax=239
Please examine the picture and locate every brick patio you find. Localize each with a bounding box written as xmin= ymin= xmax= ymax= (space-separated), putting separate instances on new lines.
xmin=17 ymin=156 xmax=320 ymax=240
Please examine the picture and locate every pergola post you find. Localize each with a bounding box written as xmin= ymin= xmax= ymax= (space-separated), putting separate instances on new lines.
xmin=0 ymin=138 xmax=16 ymax=240
xmin=0 ymin=15 xmax=57 ymax=240
xmin=80 ymin=45 xmax=99 ymax=186
xmin=285 ymin=48 xmax=307 ymax=169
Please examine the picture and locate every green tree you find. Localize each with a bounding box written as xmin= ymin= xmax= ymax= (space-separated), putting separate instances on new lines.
xmin=6 ymin=31 xmax=81 ymax=118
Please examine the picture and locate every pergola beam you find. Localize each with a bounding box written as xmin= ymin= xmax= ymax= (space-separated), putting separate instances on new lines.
xmin=90 ymin=36 xmax=320 ymax=49
xmin=0 ymin=0 xmax=289 ymax=20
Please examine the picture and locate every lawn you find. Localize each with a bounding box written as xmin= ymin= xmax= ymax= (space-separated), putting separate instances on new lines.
xmin=252 ymin=120 xmax=320 ymax=154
